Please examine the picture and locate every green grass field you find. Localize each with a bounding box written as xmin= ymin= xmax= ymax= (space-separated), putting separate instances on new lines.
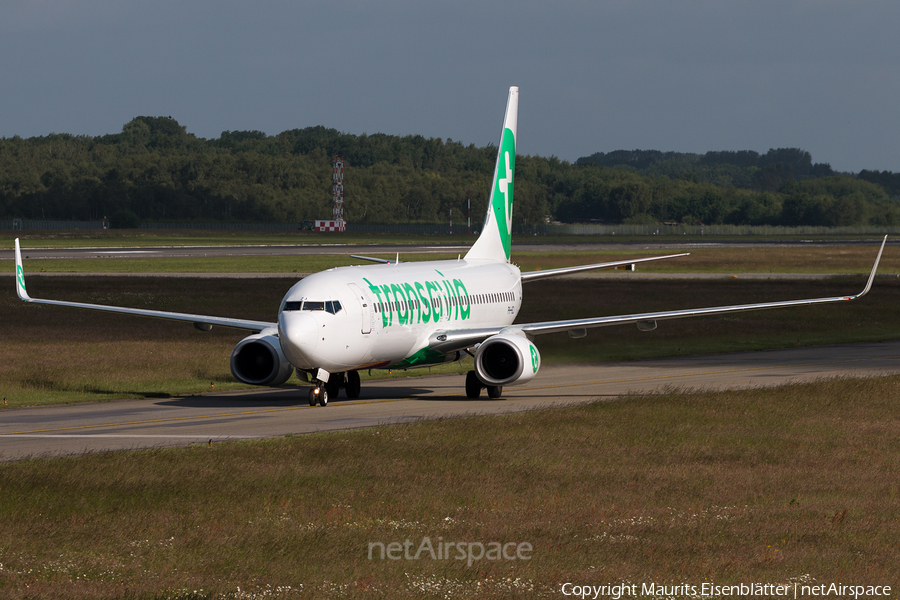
xmin=0 ymin=376 xmax=898 ymax=598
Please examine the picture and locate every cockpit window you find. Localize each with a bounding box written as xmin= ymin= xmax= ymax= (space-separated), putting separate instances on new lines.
xmin=283 ymin=300 xmax=342 ymax=313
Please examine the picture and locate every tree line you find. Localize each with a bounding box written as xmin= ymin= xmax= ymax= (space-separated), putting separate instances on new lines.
xmin=1 ymin=116 xmax=898 ymax=228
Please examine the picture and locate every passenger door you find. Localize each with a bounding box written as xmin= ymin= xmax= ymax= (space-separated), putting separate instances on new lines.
xmin=347 ymin=283 xmax=373 ymax=334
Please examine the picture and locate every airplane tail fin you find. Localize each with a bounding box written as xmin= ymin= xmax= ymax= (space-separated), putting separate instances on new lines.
xmin=14 ymin=239 xmax=32 ymax=301
xmin=465 ymin=86 xmax=518 ymax=263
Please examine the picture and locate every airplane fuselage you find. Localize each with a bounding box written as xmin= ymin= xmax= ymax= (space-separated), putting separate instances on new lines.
xmin=277 ymin=259 xmax=523 ymax=374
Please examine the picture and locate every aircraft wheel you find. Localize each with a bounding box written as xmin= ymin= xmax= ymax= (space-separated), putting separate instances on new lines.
xmin=308 ymin=388 xmax=317 ymax=406
xmin=465 ymin=371 xmax=481 ymax=399
xmin=345 ymin=371 xmax=361 ymax=399
xmin=318 ymin=389 xmax=329 ymax=407
xmin=325 ymin=373 xmax=343 ymax=399
xmin=487 ymin=385 xmax=503 ymax=399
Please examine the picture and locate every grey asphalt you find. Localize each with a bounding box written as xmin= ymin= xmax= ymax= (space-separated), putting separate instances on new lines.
xmin=3 ymin=340 xmax=899 ymax=461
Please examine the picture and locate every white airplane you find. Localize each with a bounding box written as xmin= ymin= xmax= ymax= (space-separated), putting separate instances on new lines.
xmin=14 ymin=87 xmax=887 ymax=406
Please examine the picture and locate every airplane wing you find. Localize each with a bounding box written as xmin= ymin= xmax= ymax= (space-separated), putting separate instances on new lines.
xmin=351 ymin=252 xmax=689 ymax=274
xmin=428 ymin=236 xmax=887 ymax=354
xmin=13 ymin=239 xmax=276 ymax=332
xmin=520 ymin=252 xmax=689 ymax=281
xmin=350 ymin=255 xmax=394 ymax=264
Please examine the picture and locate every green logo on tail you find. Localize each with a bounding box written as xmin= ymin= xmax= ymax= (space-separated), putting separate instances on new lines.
xmin=491 ymin=127 xmax=515 ymax=261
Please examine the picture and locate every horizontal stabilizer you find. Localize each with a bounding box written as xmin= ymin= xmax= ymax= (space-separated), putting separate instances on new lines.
xmin=520 ymin=253 xmax=689 ymax=282
xmin=351 ymin=255 xmax=396 ymax=264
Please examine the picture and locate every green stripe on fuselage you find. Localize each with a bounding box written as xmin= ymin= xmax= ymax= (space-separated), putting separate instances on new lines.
xmin=392 ymin=346 xmax=453 ymax=369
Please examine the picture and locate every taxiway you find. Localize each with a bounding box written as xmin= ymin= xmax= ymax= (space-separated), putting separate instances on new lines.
xmin=2 ymin=341 xmax=899 ymax=461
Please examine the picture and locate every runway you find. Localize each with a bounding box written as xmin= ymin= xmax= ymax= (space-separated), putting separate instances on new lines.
xmin=2 ymin=340 xmax=899 ymax=461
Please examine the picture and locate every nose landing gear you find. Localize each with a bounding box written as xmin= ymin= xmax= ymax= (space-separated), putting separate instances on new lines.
xmin=306 ymin=370 xmax=362 ymax=406
xmin=308 ymin=385 xmax=328 ymax=407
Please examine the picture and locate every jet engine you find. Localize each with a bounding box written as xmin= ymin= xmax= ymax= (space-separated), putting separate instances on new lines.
xmin=230 ymin=333 xmax=294 ymax=386
xmin=474 ymin=332 xmax=541 ymax=386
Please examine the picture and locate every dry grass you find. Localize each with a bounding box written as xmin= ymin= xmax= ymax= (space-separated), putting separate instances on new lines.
xmin=1 ymin=376 xmax=899 ymax=598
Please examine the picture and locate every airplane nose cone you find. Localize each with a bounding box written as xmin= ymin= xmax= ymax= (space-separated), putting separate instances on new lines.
xmin=278 ymin=312 xmax=319 ymax=368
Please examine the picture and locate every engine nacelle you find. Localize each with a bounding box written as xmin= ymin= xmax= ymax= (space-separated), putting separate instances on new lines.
xmin=230 ymin=333 xmax=294 ymax=386
xmin=474 ymin=332 xmax=541 ymax=387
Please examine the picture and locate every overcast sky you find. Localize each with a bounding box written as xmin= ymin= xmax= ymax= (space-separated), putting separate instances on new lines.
xmin=2 ymin=1 xmax=898 ymax=173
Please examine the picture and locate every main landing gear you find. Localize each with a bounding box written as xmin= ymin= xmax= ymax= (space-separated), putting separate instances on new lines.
xmin=465 ymin=370 xmax=502 ymax=399
xmin=307 ymin=370 xmax=361 ymax=406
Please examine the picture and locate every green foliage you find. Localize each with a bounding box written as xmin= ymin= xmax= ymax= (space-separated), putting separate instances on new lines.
xmin=575 ymin=148 xmax=899 ymax=226
xmin=1 ymin=118 xmax=899 ymax=227
xmin=110 ymin=208 xmax=140 ymax=229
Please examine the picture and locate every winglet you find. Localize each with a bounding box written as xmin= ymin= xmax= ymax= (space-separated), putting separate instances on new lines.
xmin=14 ymin=238 xmax=31 ymax=301
xmin=853 ymin=235 xmax=887 ymax=300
